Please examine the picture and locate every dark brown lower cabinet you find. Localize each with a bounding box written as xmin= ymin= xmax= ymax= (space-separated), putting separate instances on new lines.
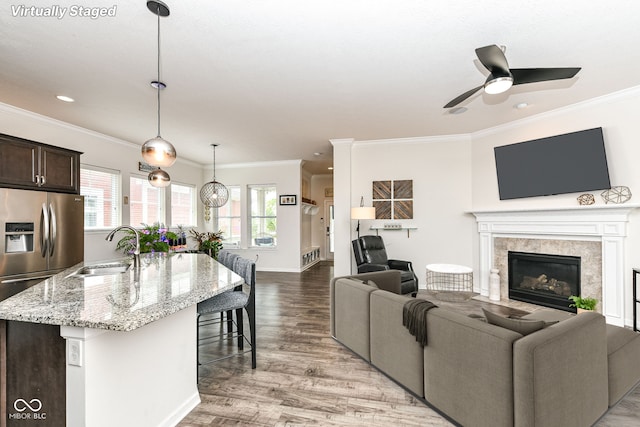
xmin=2 ymin=321 xmax=65 ymax=427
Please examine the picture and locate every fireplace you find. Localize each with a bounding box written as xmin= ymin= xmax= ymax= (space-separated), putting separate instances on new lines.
xmin=508 ymin=251 xmax=580 ymax=312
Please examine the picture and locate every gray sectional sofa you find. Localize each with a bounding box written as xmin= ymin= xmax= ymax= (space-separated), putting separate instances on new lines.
xmin=330 ymin=270 xmax=640 ymax=427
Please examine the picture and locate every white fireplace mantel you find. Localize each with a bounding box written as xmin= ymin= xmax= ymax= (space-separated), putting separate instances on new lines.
xmin=472 ymin=204 xmax=640 ymax=326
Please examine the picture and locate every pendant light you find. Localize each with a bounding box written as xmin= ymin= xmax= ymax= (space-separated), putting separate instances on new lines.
xmin=148 ymin=168 xmax=171 ymax=188
xmin=141 ymin=0 xmax=176 ymax=170
xmin=200 ymin=144 xmax=229 ymax=208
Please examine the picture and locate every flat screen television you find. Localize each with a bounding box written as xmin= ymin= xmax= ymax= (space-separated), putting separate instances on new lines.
xmin=494 ymin=127 xmax=611 ymax=200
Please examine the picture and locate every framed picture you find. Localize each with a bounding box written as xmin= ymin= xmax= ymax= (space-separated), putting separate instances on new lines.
xmin=279 ymin=194 xmax=297 ymax=205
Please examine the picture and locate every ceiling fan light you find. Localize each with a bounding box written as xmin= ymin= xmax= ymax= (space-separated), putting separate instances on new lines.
xmin=484 ymin=76 xmax=513 ymax=94
xmin=142 ymin=136 xmax=177 ymax=167
xmin=148 ymin=168 xmax=171 ymax=188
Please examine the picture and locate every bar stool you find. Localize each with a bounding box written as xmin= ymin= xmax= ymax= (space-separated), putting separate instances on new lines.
xmin=196 ymin=256 xmax=256 ymax=376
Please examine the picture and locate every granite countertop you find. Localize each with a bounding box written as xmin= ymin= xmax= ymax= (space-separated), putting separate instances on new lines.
xmin=0 ymin=253 xmax=243 ymax=332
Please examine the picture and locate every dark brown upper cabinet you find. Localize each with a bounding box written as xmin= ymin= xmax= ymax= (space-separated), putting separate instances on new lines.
xmin=0 ymin=133 xmax=81 ymax=194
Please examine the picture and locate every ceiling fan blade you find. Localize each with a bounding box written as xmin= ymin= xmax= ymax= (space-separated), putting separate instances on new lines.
xmin=475 ymin=45 xmax=510 ymax=74
xmin=443 ymin=85 xmax=483 ymax=108
xmin=511 ymin=67 xmax=581 ymax=85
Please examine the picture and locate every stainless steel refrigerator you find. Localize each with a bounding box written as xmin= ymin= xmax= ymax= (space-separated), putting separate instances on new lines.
xmin=0 ymin=188 xmax=84 ymax=301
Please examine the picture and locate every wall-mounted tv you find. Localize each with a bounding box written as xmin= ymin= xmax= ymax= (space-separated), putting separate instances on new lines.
xmin=494 ymin=127 xmax=611 ymax=200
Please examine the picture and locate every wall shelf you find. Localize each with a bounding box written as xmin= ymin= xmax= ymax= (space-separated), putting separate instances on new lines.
xmin=369 ymin=226 xmax=417 ymax=238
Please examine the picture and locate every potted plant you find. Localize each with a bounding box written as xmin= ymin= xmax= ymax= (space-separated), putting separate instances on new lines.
xmin=116 ymin=222 xmax=178 ymax=254
xmin=189 ymin=229 xmax=224 ymax=259
xmin=568 ymin=295 xmax=598 ymax=313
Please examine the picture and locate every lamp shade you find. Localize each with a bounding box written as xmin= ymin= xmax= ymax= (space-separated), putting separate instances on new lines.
xmin=351 ymin=206 xmax=376 ymax=220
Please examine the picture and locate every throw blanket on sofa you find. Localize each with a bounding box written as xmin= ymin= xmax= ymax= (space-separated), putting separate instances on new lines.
xmin=403 ymin=299 xmax=438 ymax=346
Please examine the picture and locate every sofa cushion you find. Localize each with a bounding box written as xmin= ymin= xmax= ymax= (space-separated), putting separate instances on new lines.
xmin=370 ymin=290 xmax=425 ymax=397
xmin=520 ymin=308 xmax=572 ymax=323
xmin=482 ymin=308 xmax=546 ymax=336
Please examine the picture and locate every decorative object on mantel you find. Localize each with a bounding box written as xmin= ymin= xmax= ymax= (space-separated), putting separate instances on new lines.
xmin=577 ymin=193 xmax=595 ymax=205
xmin=200 ymin=144 xmax=229 ymax=215
xmin=141 ymin=0 xmax=176 ymax=188
xmin=489 ymin=269 xmax=501 ymax=301
xmin=351 ymin=196 xmax=375 ymax=238
xmin=601 ymin=186 xmax=632 ymax=204
xmin=568 ymin=295 xmax=597 ymax=313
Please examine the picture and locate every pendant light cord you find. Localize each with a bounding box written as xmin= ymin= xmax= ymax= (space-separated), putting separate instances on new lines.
xmin=212 ymin=145 xmax=217 ymax=181
xmin=156 ymin=3 xmax=162 ymax=137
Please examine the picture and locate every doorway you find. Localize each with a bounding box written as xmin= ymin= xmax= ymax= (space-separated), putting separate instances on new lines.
xmin=324 ymin=200 xmax=334 ymax=261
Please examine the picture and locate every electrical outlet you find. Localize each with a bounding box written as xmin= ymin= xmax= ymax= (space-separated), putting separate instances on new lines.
xmin=68 ymin=339 xmax=83 ymax=367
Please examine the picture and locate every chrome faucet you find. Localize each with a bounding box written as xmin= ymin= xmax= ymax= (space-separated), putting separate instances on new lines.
xmin=105 ymin=226 xmax=140 ymax=268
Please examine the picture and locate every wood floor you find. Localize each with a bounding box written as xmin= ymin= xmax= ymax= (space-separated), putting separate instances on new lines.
xmin=179 ymin=262 xmax=640 ymax=426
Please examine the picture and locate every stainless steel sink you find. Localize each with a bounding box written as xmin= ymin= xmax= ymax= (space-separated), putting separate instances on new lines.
xmin=70 ymin=262 xmax=131 ymax=277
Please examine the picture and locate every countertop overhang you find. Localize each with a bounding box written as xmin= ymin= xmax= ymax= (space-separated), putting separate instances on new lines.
xmin=0 ymin=253 xmax=243 ymax=331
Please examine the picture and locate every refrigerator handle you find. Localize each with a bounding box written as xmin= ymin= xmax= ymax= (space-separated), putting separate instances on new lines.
xmin=40 ymin=202 xmax=49 ymax=257
xmin=49 ymin=203 xmax=56 ymax=256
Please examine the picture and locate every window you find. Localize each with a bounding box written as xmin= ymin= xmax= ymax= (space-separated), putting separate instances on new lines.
xmin=217 ymin=186 xmax=241 ymax=246
xmin=171 ymin=183 xmax=196 ymax=226
xmin=80 ymin=165 xmax=120 ymax=229
xmin=249 ymin=185 xmax=277 ymax=247
xmin=130 ymin=175 xmax=164 ymax=227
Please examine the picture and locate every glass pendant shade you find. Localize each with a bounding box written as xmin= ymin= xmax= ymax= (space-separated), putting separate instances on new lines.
xmin=142 ymin=0 xmax=177 ymax=169
xmin=141 ymin=136 xmax=176 ymax=167
xmin=148 ymin=168 xmax=171 ymax=188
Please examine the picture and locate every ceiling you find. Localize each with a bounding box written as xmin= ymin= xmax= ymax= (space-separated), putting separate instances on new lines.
xmin=2 ymin=1 xmax=640 ymax=175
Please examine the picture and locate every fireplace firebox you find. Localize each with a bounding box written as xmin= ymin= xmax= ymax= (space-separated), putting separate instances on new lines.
xmin=508 ymin=251 xmax=580 ymax=312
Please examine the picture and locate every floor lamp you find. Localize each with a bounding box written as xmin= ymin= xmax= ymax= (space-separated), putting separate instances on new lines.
xmin=351 ymin=199 xmax=376 ymax=238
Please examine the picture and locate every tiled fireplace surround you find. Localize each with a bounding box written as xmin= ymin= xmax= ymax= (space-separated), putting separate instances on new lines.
xmin=473 ymin=206 xmax=638 ymax=327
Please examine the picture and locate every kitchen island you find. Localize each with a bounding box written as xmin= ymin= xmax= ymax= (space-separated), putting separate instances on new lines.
xmin=0 ymin=252 xmax=242 ymax=427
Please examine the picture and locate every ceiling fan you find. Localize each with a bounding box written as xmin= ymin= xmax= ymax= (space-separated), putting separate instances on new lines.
xmin=443 ymin=44 xmax=581 ymax=108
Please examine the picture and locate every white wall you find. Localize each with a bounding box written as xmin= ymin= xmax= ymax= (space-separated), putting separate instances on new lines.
xmin=347 ymin=136 xmax=474 ymax=286
xmin=0 ymin=103 xmax=204 ymax=262
xmin=214 ymin=160 xmax=302 ymax=272
xmin=470 ymin=86 xmax=640 ymax=325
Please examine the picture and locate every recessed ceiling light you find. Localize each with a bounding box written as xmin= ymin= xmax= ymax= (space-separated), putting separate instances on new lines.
xmin=313 ymin=152 xmax=323 ymax=156
xmin=449 ymin=107 xmax=467 ymax=115
xmin=56 ymin=95 xmax=75 ymax=103
xmin=327 ymin=166 xmax=333 ymax=170
xmin=514 ymin=102 xmax=529 ymax=109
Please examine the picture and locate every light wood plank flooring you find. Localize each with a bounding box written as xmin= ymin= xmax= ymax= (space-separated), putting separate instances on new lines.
xmin=179 ymin=262 xmax=640 ymax=426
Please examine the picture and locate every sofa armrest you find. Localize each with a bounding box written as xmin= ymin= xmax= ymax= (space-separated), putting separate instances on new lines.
xmin=424 ymin=308 xmax=521 ymax=427
xmin=388 ymin=259 xmax=414 ymax=272
xmin=330 ymin=277 xmax=378 ymax=361
xmin=513 ymin=311 xmax=608 ymax=427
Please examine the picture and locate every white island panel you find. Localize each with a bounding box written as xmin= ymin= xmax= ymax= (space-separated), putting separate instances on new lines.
xmin=62 ymin=306 xmax=198 ymax=427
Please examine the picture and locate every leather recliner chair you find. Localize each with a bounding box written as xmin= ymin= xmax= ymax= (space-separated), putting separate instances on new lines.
xmin=352 ymin=235 xmax=418 ymax=295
